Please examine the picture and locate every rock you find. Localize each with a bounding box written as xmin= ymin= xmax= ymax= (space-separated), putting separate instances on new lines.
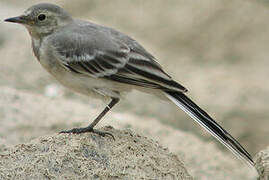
xmin=255 ymin=146 xmax=269 ymax=180
xmin=0 ymin=127 xmax=192 ymax=180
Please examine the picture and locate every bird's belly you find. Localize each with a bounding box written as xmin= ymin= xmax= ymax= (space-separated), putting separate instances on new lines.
xmin=38 ymin=56 xmax=131 ymax=99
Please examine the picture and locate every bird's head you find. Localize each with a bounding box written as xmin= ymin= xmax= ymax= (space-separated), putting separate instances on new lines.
xmin=4 ymin=3 xmax=73 ymax=38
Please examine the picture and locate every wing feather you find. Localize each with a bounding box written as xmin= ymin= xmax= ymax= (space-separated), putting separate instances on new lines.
xmin=51 ymin=28 xmax=187 ymax=92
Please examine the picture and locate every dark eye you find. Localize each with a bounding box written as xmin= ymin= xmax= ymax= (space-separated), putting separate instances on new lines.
xmin=37 ymin=14 xmax=46 ymax=21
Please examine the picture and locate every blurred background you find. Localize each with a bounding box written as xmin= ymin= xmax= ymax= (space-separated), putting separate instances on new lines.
xmin=0 ymin=0 xmax=268 ymax=156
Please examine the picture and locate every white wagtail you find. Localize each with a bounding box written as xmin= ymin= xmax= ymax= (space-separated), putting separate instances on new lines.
xmin=5 ymin=3 xmax=254 ymax=167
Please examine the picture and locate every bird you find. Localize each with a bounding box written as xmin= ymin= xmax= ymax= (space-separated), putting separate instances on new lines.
xmin=5 ymin=3 xmax=254 ymax=167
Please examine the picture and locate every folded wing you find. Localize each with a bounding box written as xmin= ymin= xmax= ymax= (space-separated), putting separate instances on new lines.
xmin=51 ymin=30 xmax=187 ymax=92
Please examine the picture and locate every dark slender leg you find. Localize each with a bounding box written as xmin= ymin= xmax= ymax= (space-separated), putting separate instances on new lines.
xmin=60 ymin=98 xmax=119 ymax=139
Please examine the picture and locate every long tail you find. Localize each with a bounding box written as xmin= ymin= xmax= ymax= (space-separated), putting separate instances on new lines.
xmin=164 ymin=91 xmax=254 ymax=167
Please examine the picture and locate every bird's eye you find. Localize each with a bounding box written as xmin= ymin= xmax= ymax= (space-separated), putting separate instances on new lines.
xmin=37 ymin=14 xmax=46 ymax=21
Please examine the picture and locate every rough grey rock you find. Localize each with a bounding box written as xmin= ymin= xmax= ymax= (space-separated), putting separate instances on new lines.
xmin=255 ymin=146 xmax=269 ymax=180
xmin=0 ymin=127 xmax=192 ymax=180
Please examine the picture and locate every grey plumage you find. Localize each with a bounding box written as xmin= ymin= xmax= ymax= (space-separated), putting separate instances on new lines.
xmin=47 ymin=19 xmax=187 ymax=93
xmin=5 ymin=3 xmax=255 ymax=167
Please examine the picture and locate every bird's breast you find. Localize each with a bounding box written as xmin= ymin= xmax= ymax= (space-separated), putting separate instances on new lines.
xmin=31 ymin=37 xmax=41 ymax=60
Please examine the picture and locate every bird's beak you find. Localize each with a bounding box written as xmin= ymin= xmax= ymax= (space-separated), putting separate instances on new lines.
xmin=4 ymin=15 xmax=28 ymax=24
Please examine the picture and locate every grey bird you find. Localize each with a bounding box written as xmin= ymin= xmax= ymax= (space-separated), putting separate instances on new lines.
xmin=5 ymin=3 xmax=254 ymax=167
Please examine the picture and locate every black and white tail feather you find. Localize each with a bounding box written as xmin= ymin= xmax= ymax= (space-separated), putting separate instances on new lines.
xmin=164 ymin=91 xmax=254 ymax=167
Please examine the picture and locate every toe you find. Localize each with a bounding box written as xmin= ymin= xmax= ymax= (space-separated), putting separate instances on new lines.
xmin=59 ymin=127 xmax=115 ymax=139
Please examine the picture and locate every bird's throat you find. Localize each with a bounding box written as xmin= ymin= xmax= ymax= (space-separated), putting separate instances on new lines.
xmin=31 ymin=37 xmax=41 ymax=60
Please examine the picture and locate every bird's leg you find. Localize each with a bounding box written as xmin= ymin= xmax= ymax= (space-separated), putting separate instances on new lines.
xmin=60 ymin=98 xmax=119 ymax=139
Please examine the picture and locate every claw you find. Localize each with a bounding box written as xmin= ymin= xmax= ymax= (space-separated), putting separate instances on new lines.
xmin=95 ymin=130 xmax=115 ymax=140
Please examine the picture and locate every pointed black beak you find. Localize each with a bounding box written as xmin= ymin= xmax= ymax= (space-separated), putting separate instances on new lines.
xmin=4 ymin=15 xmax=27 ymax=24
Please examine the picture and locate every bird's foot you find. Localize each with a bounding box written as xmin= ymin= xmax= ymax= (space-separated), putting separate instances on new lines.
xmin=60 ymin=126 xmax=115 ymax=140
